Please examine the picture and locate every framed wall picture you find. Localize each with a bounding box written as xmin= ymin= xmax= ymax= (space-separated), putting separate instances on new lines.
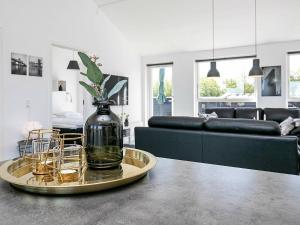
xmin=29 ymin=55 xmax=43 ymax=77
xmin=58 ymin=80 xmax=66 ymax=91
xmin=103 ymin=74 xmax=129 ymax=105
xmin=11 ymin=53 xmax=27 ymax=75
xmin=261 ymin=66 xmax=281 ymax=97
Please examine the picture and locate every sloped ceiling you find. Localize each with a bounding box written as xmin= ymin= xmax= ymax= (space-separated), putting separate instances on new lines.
xmin=95 ymin=0 xmax=300 ymax=56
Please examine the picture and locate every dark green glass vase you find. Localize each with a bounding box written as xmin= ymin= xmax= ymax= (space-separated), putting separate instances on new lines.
xmin=84 ymin=102 xmax=123 ymax=169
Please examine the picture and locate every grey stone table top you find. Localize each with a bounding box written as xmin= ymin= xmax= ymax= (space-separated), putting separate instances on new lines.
xmin=1 ymin=158 xmax=300 ymax=225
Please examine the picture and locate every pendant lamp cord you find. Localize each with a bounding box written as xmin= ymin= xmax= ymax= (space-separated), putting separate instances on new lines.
xmin=212 ymin=0 xmax=215 ymax=61
xmin=254 ymin=0 xmax=257 ymax=56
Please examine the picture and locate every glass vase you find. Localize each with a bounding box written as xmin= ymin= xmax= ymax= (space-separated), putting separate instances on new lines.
xmin=84 ymin=102 xmax=123 ymax=169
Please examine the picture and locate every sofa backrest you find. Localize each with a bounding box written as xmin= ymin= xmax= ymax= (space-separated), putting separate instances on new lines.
xmin=204 ymin=118 xmax=281 ymax=136
xmin=148 ymin=116 xmax=205 ymax=130
xmin=148 ymin=116 xmax=281 ymax=136
xmin=235 ymin=108 xmax=263 ymax=120
xmin=264 ymin=108 xmax=300 ymax=123
xmin=205 ymin=107 xmax=235 ymax=118
xmin=205 ymin=107 xmax=300 ymax=122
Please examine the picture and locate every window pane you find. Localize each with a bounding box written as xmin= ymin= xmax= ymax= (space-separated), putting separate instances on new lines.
xmin=198 ymin=58 xmax=255 ymax=99
xmin=289 ymin=54 xmax=300 ymax=98
xmin=151 ymin=67 xmax=172 ymax=116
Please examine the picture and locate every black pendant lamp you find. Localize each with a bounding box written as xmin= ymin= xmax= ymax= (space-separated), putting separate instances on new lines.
xmin=249 ymin=0 xmax=263 ymax=77
xmin=67 ymin=51 xmax=80 ymax=70
xmin=207 ymin=0 xmax=220 ymax=78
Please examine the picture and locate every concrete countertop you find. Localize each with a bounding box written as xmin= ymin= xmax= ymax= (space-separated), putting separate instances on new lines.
xmin=0 ymin=158 xmax=300 ymax=225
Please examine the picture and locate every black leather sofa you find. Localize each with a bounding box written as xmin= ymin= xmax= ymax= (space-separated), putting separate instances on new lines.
xmin=205 ymin=107 xmax=300 ymax=122
xmin=135 ymin=115 xmax=300 ymax=175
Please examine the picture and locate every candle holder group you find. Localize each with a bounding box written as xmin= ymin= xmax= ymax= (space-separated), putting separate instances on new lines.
xmin=0 ymin=145 xmax=156 ymax=194
xmin=23 ymin=129 xmax=85 ymax=183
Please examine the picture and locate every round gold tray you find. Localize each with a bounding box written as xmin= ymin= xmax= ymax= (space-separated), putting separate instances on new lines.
xmin=0 ymin=148 xmax=156 ymax=195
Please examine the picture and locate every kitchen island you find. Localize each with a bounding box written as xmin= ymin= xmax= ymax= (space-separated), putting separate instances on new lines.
xmin=0 ymin=158 xmax=299 ymax=225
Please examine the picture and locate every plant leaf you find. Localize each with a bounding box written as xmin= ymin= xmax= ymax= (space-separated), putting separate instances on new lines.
xmin=108 ymin=80 xmax=127 ymax=99
xmin=100 ymin=75 xmax=111 ymax=90
xmin=78 ymin=52 xmax=103 ymax=84
xmin=102 ymin=88 xmax=108 ymax=100
xmin=87 ymin=63 xmax=103 ymax=83
xmin=79 ymin=81 xmax=98 ymax=97
xmin=80 ymin=72 xmax=87 ymax=76
xmin=78 ymin=52 xmax=91 ymax=68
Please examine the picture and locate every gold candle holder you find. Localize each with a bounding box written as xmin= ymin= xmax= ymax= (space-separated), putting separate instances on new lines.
xmin=23 ymin=129 xmax=61 ymax=176
xmin=55 ymin=133 xmax=85 ymax=183
xmin=58 ymin=169 xmax=79 ymax=183
xmin=33 ymin=158 xmax=58 ymax=175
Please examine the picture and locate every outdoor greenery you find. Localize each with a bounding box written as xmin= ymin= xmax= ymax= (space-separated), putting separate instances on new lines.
xmin=152 ymin=72 xmax=256 ymax=99
xmin=199 ymin=78 xmax=225 ymax=97
xmin=199 ymin=76 xmax=255 ymax=97
xmin=152 ymin=80 xmax=172 ymax=97
xmin=225 ymin=79 xmax=237 ymax=88
xmin=244 ymin=82 xmax=255 ymax=94
xmin=290 ymin=76 xmax=300 ymax=81
xmin=290 ymin=68 xmax=300 ymax=81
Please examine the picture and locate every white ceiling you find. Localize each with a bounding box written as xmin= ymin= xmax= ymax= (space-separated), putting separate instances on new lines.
xmin=95 ymin=0 xmax=300 ymax=56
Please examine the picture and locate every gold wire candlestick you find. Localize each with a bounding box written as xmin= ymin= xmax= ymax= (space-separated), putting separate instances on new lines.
xmin=24 ymin=129 xmax=60 ymax=176
xmin=55 ymin=133 xmax=85 ymax=183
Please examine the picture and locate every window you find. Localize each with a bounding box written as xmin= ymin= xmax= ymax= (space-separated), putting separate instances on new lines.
xmin=288 ymin=53 xmax=300 ymax=99
xmin=197 ymin=58 xmax=256 ymax=99
xmin=148 ymin=65 xmax=173 ymax=117
xmin=197 ymin=57 xmax=257 ymax=112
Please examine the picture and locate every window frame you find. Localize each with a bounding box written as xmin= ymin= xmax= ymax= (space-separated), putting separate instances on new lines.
xmin=287 ymin=51 xmax=300 ymax=102
xmin=195 ymin=56 xmax=258 ymax=103
xmin=146 ymin=63 xmax=174 ymax=119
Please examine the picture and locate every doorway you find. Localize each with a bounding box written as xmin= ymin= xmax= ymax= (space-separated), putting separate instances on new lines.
xmin=51 ymin=45 xmax=84 ymax=132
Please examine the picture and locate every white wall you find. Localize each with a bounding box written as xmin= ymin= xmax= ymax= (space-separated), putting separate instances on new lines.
xmin=0 ymin=0 xmax=142 ymax=160
xmin=142 ymin=40 xmax=300 ymax=121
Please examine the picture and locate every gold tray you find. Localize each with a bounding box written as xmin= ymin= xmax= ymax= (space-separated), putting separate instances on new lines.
xmin=0 ymin=148 xmax=156 ymax=195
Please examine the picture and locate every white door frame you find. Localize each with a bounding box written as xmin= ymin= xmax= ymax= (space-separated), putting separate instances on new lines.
xmin=0 ymin=27 xmax=4 ymax=159
xmin=146 ymin=64 xmax=173 ymax=119
xmin=49 ymin=43 xmax=87 ymax=122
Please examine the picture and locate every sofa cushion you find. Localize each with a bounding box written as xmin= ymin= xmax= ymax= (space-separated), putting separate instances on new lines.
xmin=198 ymin=112 xmax=218 ymax=120
xmin=235 ymin=108 xmax=263 ymax=120
xmin=148 ymin=116 xmax=205 ymax=130
xmin=205 ymin=108 xmax=235 ymax=118
xmin=293 ymin=118 xmax=300 ymax=127
xmin=290 ymin=126 xmax=300 ymax=136
xmin=204 ymin=118 xmax=281 ymax=136
xmin=280 ymin=117 xmax=295 ymax=135
xmin=264 ymin=108 xmax=300 ymax=123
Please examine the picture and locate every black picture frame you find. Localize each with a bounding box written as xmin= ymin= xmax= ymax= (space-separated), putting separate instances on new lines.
xmin=261 ymin=66 xmax=281 ymax=97
xmin=29 ymin=55 xmax=43 ymax=77
xmin=11 ymin=52 xmax=27 ymax=75
xmin=104 ymin=74 xmax=129 ymax=105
